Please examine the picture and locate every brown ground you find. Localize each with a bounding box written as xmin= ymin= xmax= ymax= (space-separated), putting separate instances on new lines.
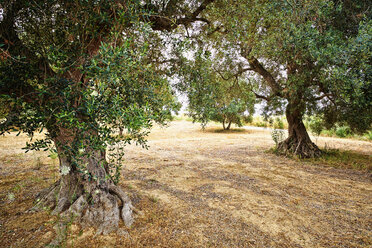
xmin=0 ymin=121 xmax=371 ymax=247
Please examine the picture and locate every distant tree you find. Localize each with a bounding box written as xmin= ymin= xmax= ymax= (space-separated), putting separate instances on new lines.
xmin=0 ymin=0 xmax=215 ymax=233
xmin=197 ymin=0 xmax=371 ymax=157
xmin=179 ymin=50 xmax=255 ymax=130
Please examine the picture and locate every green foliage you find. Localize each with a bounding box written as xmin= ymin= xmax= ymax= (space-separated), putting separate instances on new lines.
xmin=324 ymin=20 xmax=372 ymax=133
xmin=365 ymin=131 xmax=372 ymax=141
xmin=254 ymin=121 xmax=268 ymax=128
xmin=247 ymin=116 xmax=288 ymax=129
xmin=304 ymin=117 xmax=372 ymax=141
xmin=306 ymin=116 xmax=324 ymax=138
xmin=243 ymin=115 xmax=253 ymax=124
xmin=0 ymin=1 xmax=179 ymax=183
xmin=335 ymin=126 xmax=352 ymax=138
xmin=272 ymin=117 xmax=284 ymax=130
xmin=178 ymin=50 xmax=255 ymax=129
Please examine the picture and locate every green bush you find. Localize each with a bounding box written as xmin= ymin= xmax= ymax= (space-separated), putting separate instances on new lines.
xmin=273 ymin=117 xmax=284 ymax=129
xmin=365 ymin=130 xmax=372 ymax=140
xmin=307 ymin=116 xmax=324 ymax=137
xmin=256 ymin=121 xmax=268 ymax=127
xmin=335 ymin=126 xmax=351 ymax=138
xmin=243 ymin=115 xmax=253 ymax=124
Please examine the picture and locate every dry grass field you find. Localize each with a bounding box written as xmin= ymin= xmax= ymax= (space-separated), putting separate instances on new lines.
xmin=0 ymin=120 xmax=371 ymax=247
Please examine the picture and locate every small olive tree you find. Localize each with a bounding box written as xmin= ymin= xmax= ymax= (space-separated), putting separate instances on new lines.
xmin=179 ymin=50 xmax=255 ymax=130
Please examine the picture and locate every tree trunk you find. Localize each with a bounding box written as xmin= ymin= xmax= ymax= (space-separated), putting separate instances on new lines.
xmin=30 ymin=131 xmax=133 ymax=235
xmin=277 ymin=103 xmax=322 ymax=158
xmin=226 ymin=120 xmax=232 ymax=130
xmin=222 ymin=117 xmax=231 ymax=130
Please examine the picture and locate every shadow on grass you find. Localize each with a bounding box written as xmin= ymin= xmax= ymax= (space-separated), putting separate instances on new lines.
xmin=202 ymin=127 xmax=254 ymax=134
xmin=267 ymin=146 xmax=372 ymax=172
xmin=305 ymin=149 xmax=372 ymax=172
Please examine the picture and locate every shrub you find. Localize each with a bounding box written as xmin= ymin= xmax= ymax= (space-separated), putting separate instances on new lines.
xmin=366 ymin=131 xmax=372 ymax=141
xmin=243 ymin=115 xmax=253 ymax=124
xmin=306 ymin=116 xmax=324 ymax=144
xmin=273 ymin=117 xmax=284 ymax=129
xmin=335 ymin=126 xmax=351 ymax=138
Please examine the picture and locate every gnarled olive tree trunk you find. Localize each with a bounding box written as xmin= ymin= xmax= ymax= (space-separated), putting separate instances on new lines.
xmin=31 ymin=129 xmax=133 ymax=235
xmin=278 ymin=102 xmax=322 ymax=158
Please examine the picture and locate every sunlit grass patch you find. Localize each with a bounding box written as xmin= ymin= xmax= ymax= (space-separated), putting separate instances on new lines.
xmin=173 ymin=114 xmax=193 ymax=122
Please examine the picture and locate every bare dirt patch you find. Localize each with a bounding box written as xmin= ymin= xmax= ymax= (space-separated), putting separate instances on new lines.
xmin=1 ymin=121 xmax=371 ymax=247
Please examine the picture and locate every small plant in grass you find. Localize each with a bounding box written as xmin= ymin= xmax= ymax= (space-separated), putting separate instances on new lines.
xmin=7 ymin=192 xmax=15 ymax=202
xmin=12 ymin=182 xmax=24 ymax=193
xmin=149 ymin=195 xmax=159 ymax=203
xmin=271 ymin=129 xmax=286 ymax=149
xmin=49 ymin=151 xmax=58 ymax=160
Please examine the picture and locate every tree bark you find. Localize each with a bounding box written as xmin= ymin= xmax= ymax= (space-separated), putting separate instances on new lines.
xmin=226 ymin=120 xmax=232 ymax=130
xmin=30 ymin=130 xmax=133 ymax=235
xmin=277 ymin=102 xmax=322 ymax=158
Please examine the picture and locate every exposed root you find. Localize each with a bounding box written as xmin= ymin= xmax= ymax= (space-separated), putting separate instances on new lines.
xmin=109 ymin=184 xmax=134 ymax=227
xmin=277 ymin=137 xmax=322 ymax=158
xmin=29 ymin=177 xmax=134 ymax=236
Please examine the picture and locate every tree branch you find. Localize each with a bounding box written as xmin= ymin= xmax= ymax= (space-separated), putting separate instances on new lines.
xmin=247 ymin=57 xmax=282 ymax=95
xmin=150 ymin=0 xmax=215 ymax=31
xmin=215 ymin=66 xmax=253 ymax=81
xmin=253 ymin=92 xmax=270 ymax=101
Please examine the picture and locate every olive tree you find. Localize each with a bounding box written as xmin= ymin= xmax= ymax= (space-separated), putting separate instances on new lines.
xmin=0 ymin=0 xmax=215 ymax=233
xmin=200 ymin=0 xmax=371 ymax=157
xmin=179 ymin=50 xmax=255 ymax=130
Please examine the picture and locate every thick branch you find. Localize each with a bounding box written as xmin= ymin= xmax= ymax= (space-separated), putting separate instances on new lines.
xmin=314 ymin=94 xmax=330 ymax=101
xmin=207 ymin=25 xmax=227 ymax=36
xmin=253 ymin=92 xmax=270 ymax=101
xmin=150 ymin=0 xmax=215 ymax=31
xmin=215 ymin=66 xmax=253 ymax=81
xmin=247 ymin=57 xmax=282 ymax=95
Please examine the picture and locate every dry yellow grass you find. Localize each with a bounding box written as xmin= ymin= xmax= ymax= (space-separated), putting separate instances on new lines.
xmin=0 ymin=120 xmax=371 ymax=247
